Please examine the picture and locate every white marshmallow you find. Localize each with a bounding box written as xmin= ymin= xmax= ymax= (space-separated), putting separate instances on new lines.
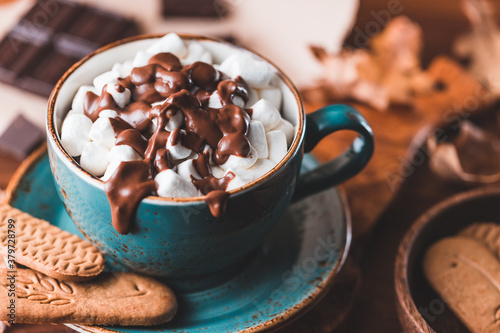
xmin=259 ymin=86 xmax=282 ymax=110
xmin=132 ymin=50 xmax=152 ymax=68
xmin=225 ymin=158 xmax=276 ymax=191
xmin=248 ymin=120 xmax=269 ymax=159
xmin=219 ymin=53 xmax=272 ymax=87
xmin=105 ymin=84 xmax=131 ymax=109
xmin=208 ymin=92 xmax=223 ymax=108
xmin=155 ymin=169 xmax=198 ymax=198
xmin=246 ymin=88 xmax=260 ymax=108
xmin=272 ymin=119 xmax=295 ymax=147
xmin=186 ymin=151 xmax=198 ymax=160
xmin=225 ymin=168 xmax=255 ymax=192
xmin=198 ymin=52 xmax=213 ymax=65
xmin=249 ymin=158 xmax=276 ymax=179
xmin=177 ymin=159 xmax=201 ymax=181
xmin=80 ymin=142 xmax=109 ymax=177
xmin=88 ymin=116 xmax=116 ymax=150
xmin=182 ymin=42 xmax=213 ymax=65
xmin=101 ymin=161 xmax=120 ymax=182
xmin=266 ymin=130 xmax=288 ymax=164
xmin=269 ymin=72 xmax=281 ymax=87
xmin=93 ymin=71 xmax=119 ymax=92
xmin=233 ymin=95 xmax=245 ymax=108
xmin=99 ymin=109 xmax=119 ymax=119
xmin=220 ymin=145 xmax=258 ymax=171
xmin=61 ymin=114 xmax=92 ymax=157
xmin=108 ymin=145 xmax=142 ymax=164
xmin=65 ymin=110 xmax=79 ymax=119
xmin=72 ymin=86 xmax=98 ymax=114
xmin=112 ymin=60 xmax=133 ymax=78
xmin=147 ymin=33 xmax=187 ymax=59
xmin=167 ymin=130 xmax=192 ymax=160
xmin=250 ymin=99 xmax=281 ymax=131
xmin=165 ymin=109 xmax=184 ymax=131
xmin=211 ymin=165 xmax=226 ymax=178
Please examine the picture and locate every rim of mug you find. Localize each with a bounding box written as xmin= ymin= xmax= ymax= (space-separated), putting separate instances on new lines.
xmin=47 ymin=33 xmax=305 ymax=203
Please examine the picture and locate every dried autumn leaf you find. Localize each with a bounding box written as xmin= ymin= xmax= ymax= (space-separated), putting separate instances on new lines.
xmin=454 ymin=0 xmax=500 ymax=96
xmin=310 ymin=16 xmax=435 ymax=111
xmin=428 ymin=121 xmax=500 ymax=185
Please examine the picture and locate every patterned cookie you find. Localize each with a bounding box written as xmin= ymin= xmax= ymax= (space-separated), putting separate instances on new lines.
xmin=460 ymin=222 xmax=500 ymax=259
xmin=423 ymin=237 xmax=500 ymax=333
xmin=0 ymin=268 xmax=177 ymax=326
xmin=0 ymin=204 xmax=104 ymax=281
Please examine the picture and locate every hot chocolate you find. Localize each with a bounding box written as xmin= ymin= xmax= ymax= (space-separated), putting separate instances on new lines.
xmin=60 ymin=33 xmax=295 ymax=234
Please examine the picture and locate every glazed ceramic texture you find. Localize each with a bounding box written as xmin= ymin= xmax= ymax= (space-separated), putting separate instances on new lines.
xmin=46 ymin=34 xmax=374 ymax=279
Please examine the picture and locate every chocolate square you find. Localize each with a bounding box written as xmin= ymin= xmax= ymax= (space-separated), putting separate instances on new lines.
xmin=0 ymin=115 xmax=45 ymax=160
xmin=161 ymin=0 xmax=226 ymax=17
xmin=0 ymin=0 xmax=141 ymax=97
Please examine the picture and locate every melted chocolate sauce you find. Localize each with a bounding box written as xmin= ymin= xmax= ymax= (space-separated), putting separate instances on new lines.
xmin=115 ymin=129 xmax=148 ymax=157
xmin=83 ymin=52 xmax=252 ymax=234
xmin=84 ymin=91 xmax=118 ymax=122
xmin=204 ymin=191 xmax=231 ymax=218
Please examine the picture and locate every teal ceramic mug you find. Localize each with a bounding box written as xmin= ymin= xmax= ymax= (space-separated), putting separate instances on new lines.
xmin=46 ymin=34 xmax=374 ymax=280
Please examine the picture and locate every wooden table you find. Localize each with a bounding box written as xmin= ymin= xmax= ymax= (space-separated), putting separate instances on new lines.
xmin=3 ymin=0 xmax=499 ymax=332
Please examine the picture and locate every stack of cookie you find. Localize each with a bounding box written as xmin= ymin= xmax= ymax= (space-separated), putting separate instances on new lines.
xmin=0 ymin=203 xmax=177 ymax=326
xmin=424 ymin=223 xmax=500 ymax=333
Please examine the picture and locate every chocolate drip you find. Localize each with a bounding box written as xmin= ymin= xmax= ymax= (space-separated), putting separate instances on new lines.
xmin=149 ymin=52 xmax=182 ymax=71
xmin=155 ymin=67 xmax=190 ymax=98
xmin=192 ymin=152 xmax=235 ymax=195
xmin=154 ymin=130 xmax=170 ymax=148
xmin=183 ymin=62 xmax=219 ymax=91
xmin=84 ymin=91 xmax=118 ymax=122
xmin=115 ymin=129 xmax=148 ymax=157
xmin=119 ymin=77 xmax=134 ymax=91
xmin=194 ymin=152 xmax=211 ymax=178
xmin=104 ymin=160 xmax=156 ymax=235
xmin=110 ymin=117 xmax=133 ymax=136
xmin=169 ymin=90 xmax=222 ymax=148
xmin=217 ymin=76 xmax=249 ymax=106
xmin=94 ymin=51 xmax=255 ymax=234
xmin=213 ymin=104 xmax=251 ymax=164
xmin=204 ymin=190 xmax=230 ymax=218
xmin=134 ymin=83 xmax=163 ymax=104
xmin=154 ymin=148 xmax=174 ymax=173
xmin=192 ymin=172 xmax=235 ymax=195
xmin=131 ymin=64 xmax=156 ymax=85
xmin=194 ymin=89 xmax=211 ymax=107
xmin=181 ymin=131 xmax=205 ymax=153
xmin=121 ymin=101 xmax=153 ymax=133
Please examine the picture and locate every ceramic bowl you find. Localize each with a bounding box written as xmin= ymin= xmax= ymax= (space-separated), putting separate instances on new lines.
xmin=395 ymin=186 xmax=500 ymax=332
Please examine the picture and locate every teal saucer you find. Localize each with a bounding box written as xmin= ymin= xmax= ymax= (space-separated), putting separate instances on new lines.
xmin=5 ymin=146 xmax=351 ymax=333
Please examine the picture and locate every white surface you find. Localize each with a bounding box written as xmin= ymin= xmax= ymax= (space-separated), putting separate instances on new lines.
xmin=0 ymin=0 xmax=358 ymax=135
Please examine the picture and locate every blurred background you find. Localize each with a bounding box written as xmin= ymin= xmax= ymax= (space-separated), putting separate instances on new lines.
xmin=3 ymin=0 xmax=500 ymax=332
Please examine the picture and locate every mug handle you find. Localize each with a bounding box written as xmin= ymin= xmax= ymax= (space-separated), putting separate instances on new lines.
xmin=292 ymin=104 xmax=374 ymax=202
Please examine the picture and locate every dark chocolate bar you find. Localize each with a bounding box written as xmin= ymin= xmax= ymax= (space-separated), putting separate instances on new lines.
xmin=0 ymin=0 xmax=140 ymax=97
xmin=0 ymin=115 xmax=45 ymax=160
xmin=161 ymin=0 xmax=226 ymax=17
